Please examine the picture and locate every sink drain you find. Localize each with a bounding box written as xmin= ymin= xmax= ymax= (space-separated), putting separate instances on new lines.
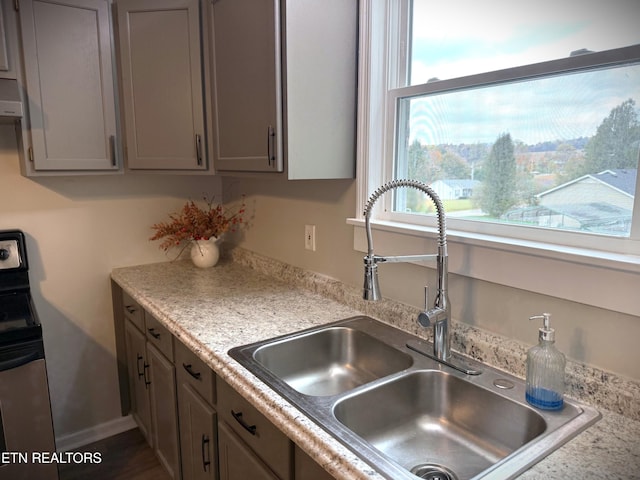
xmin=410 ymin=463 xmax=459 ymax=480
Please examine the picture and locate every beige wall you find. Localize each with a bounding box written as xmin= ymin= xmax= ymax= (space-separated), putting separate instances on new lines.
xmin=0 ymin=125 xmax=220 ymax=440
xmin=224 ymin=176 xmax=640 ymax=382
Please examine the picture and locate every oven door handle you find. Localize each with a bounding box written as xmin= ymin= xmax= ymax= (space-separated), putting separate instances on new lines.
xmin=0 ymin=350 xmax=41 ymax=372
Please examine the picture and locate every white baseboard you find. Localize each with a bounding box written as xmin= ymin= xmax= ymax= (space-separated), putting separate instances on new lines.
xmin=56 ymin=415 xmax=137 ymax=452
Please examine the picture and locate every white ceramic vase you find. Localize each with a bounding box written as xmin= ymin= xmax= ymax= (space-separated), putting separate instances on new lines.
xmin=190 ymin=237 xmax=220 ymax=268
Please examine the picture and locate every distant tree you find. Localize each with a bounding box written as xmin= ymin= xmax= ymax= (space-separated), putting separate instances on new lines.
xmin=405 ymin=140 xmax=443 ymax=212
xmin=407 ymin=139 xmax=427 ymax=181
xmin=441 ymin=152 xmax=471 ymax=179
xmin=407 ymin=140 xmax=442 ymax=183
xmin=478 ymin=133 xmax=517 ymax=217
xmin=582 ymin=99 xmax=640 ymax=174
xmin=555 ymin=144 xmax=586 ymax=184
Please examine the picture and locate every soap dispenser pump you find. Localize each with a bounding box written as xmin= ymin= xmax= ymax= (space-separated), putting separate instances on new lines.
xmin=525 ymin=313 xmax=566 ymax=410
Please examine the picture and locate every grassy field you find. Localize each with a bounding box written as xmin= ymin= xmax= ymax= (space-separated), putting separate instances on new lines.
xmin=443 ymin=199 xmax=474 ymax=212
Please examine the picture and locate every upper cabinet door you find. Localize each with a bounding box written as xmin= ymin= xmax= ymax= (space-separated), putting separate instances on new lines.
xmin=19 ymin=0 xmax=120 ymax=171
xmin=209 ymin=0 xmax=356 ymax=179
xmin=117 ymin=0 xmax=206 ymax=170
xmin=0 ymin=0 xmax=18 ymax=79
xmin=210 ymin=0 xmax=283 ymax=173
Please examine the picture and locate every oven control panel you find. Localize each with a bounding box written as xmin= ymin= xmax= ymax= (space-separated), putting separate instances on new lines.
xmin=0 ymin=240 xmax=21 ymax=270
xmin=0 ymin=230 xmax=27 ymax=272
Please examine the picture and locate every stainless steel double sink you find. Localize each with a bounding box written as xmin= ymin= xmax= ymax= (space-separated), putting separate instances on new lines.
xmin=229 ymin=316 xmax=600 ymax=480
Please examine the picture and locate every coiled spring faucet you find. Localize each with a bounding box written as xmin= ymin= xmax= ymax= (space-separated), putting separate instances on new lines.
xmin=363 ymin=179 xmax=451 ymax=361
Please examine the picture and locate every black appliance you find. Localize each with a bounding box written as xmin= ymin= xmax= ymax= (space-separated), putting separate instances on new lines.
xmin=0 ymin=230 xmax=58 ymax=480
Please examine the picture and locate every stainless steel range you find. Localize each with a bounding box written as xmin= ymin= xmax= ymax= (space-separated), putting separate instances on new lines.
xmin=0 ymin=230 xmax=58 ymax=480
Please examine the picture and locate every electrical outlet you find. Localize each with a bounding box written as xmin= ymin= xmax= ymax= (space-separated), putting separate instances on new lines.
xmin=304 ymin=224 xmax=316 ymax=251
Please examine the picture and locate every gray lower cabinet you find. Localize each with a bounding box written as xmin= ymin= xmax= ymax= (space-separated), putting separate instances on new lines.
xmin=294 ymin=446 xmax=335 ymax=480
xmin=217 ymin=378 xmax=293 ymax=480
xmin=114 ymin=284 xmax=335 ymax=480
xmin=218 ymin=422 xmax=280 ymax=480
xmin=17 ymin=0 xmax=120 ymax=173
xmin=176 ymin=339 xmax=217 ymax=480
xmin=178 ymin=384 xmax=217 ymax=480
xmin=147 ymin=341 xmax=181 ymax=479
xmin=124 ymin=319 xmax=153 ymax=446
xmin=121 ymin=302 xmax=181 ymax=479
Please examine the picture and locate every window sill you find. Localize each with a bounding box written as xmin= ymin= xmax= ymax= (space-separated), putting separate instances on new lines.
xmin=348 ymin=217 xmax=640 ymax=316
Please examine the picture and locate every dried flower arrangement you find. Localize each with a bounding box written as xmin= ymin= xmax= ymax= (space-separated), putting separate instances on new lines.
xmin=150 ymin=195 xmax=245 ymax=253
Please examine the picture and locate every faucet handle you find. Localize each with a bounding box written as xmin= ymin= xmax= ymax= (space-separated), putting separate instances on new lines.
xmin=417 ymin=285 xmax=431 ymax=327
xmin=423 ymin=285 xmax=429 ymax=310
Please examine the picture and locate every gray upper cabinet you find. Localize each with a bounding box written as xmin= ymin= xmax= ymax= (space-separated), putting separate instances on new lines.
xmin=18 ymin=0 xmax=120 ymax=173
xmin=0 ymin=0 xmax=18 ymax=79
xmin=210 ymin=0 xmax=281 ymax=173
xmin=117 ymin=0 xmax=207 ymax=171
xmin=210 ymin=0 xmax=357 ymax=179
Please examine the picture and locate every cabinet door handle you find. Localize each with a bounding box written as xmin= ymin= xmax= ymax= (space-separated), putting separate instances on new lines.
xmin=231 ymin=410 xmax=256 ymax=435
xmin=267 ymin=126 xmax=275 ymax=166
xmin=147 ymin=328 xmax=161 ymax=339
xmin=143 ymin=363 xmax=151 ymax=389
xmin=109 ymin=135 xmax=118 ymax=167
xmin=136 ymin=354 xmax=144 ymax=378
xmin=195 ymin=134 xmax=202 ymax=166
xmin=201 ymin=434 xmax=211 ymax=471
xmin=182 ymin=363 xmax=201 ymax=380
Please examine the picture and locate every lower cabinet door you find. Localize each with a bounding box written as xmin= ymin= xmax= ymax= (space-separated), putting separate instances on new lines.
xmin=218 ymin=422 xmax=280 ymax=480
xmin=124 ymin=319 xmax=153 ymax=446
xmin=148 ymin=342 xmax=181 ymax=479
xmin=294 ymin=445 xmax=335 ymax=480
xmin=178 ymin=383 xmax=217 ymax=480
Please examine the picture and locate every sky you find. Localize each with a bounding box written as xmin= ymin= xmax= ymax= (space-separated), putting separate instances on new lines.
xmin=408 ymin=0 xmax=640 ymax=145
xmin=408 ymin=65 xmax=640 ymax=145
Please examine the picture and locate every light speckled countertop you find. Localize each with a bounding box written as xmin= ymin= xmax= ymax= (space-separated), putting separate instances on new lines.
xmin=111 ymin=252 xmax=640 ymax=480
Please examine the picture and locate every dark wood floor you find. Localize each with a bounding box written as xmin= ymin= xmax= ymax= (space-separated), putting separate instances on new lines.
xmin=58 ymin=428 xmax=170 ymax=480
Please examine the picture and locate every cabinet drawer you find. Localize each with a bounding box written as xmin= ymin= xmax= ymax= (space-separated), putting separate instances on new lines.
xmin=175 ymin=340 xmax=216 ymax=405
xmin=122 ymin=291 xmax=144 ymax=332
xmin=144 ymin=312 xmax=173 ymax=361
xmin=217 ymin=379 xmax=292 ymax=480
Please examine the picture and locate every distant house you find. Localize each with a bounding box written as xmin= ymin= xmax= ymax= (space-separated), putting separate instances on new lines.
xmin=537 ymin=169 xmax=636 ymax=210
xmin=430 ymin=179 xmax=480 ymax=200
xmin=502 ymin=169 xmax=636 ymax=235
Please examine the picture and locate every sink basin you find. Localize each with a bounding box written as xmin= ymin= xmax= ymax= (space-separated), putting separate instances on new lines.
xmin=229 ymin=316 xmax=601 ymax=480
xmin=334 ymin=370 xmax=548 ymax=480
xmin=252 ymin=326 xmax=413 ymax=396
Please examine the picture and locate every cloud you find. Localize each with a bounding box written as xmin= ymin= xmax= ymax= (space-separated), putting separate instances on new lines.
xmin=410 ymin=0 xmax=640 ymax=83
xmin=407 ymin=64 xmax=640 ymax=145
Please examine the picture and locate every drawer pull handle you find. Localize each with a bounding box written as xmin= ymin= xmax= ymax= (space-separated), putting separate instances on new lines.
xmin=125 ymin=305 xmax=137 ymax=315
xmin=201 ymin=434 xmax=211 ymax=471
xmin=147 ymin=328 xmax=161 ymax=339
xmin=231 ymin=410 xmax=256 ymax=435
xmin=182 ymin=363 xmax=201 ymax=380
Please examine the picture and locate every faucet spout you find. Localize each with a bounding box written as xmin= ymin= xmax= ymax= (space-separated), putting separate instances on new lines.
xmin=363 ymin=256 xmax=381 ymax=301
xmin=362 ymin=179 xmax=452 ymax=361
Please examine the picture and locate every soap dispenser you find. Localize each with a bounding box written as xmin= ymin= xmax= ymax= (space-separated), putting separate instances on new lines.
xmin=525 ymin=313 xmax=566 ymax=410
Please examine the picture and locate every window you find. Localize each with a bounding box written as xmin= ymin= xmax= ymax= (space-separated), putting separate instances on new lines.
xmin=354 ymin=0 xmax=640 ymax=316
xmin=360 ymin=0 xmax=640 ymax=255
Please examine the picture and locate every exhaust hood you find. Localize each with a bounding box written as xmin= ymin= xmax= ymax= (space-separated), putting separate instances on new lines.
xmin=0 ymin=78 xmax=22 ymax=117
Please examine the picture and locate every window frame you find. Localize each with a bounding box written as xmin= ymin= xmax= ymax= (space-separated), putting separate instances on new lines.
xmin=351 ymin=0 xmax=640 ymax=317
